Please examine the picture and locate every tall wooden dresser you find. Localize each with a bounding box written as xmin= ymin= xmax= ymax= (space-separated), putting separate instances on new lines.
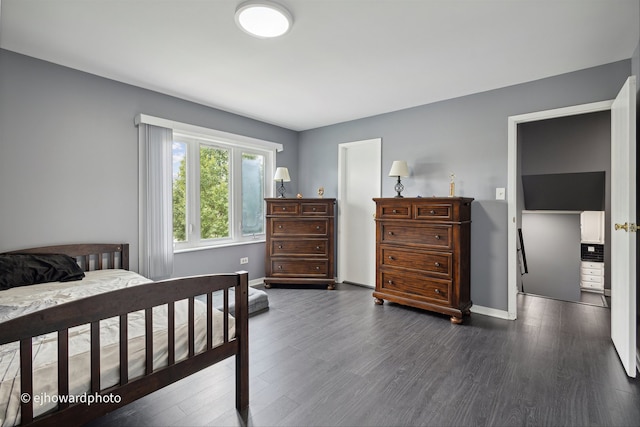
xmin=373 ymin=197 xmax=473 ymax=323
xmin=264 ymin=198 xmax=336 ymax=290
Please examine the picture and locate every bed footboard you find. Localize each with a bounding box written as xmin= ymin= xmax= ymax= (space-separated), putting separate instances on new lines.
xmin=0 ymin=244 xmax=248 ymax=426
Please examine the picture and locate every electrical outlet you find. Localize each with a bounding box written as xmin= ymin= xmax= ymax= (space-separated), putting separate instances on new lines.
xmin=496 ymin=187 xmax=506 ymax=200
xmin=240 ymin=257 xmax=249 ymax=264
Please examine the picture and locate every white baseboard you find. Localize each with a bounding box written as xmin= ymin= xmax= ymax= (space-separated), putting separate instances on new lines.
xmin=250 ymin=277 xmax=265 ymax=287
xmin=470 ymin=305 xmax=513 ymax=320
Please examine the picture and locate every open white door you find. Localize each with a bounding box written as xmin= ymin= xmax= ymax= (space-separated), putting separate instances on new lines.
xmin=337 ymin=138 xmax=381 ymax=287
xmin=610 ymin=76 xmax=637 ymax=378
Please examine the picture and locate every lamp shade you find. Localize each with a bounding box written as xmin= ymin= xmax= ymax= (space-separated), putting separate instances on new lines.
xmin=273 ymin=167 xmax=291 ymax=182
xmin=388 ymin=161 xmax=409 ymax=177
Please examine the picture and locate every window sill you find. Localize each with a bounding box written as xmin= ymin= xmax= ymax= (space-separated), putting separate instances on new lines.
xmin=174 ymin=239 xmax=266 ymax=254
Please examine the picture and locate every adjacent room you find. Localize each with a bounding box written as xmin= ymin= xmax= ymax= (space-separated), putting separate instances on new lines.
xmin=1 ymin=1 xmax=639 ymax=426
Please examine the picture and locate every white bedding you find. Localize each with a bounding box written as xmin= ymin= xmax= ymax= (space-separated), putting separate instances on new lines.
xmin=0 ymin=269 xmax=235 ymax=426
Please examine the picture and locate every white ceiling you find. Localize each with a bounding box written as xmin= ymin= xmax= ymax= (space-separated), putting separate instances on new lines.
xmin=1 ymin=0 xmax=638 ymax=131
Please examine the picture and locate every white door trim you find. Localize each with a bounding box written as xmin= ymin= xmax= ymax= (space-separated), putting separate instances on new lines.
xmin=506 ymin=100 xmax=613 ymax=320
xmin=337 ymin=138 xmax=382 ymax=285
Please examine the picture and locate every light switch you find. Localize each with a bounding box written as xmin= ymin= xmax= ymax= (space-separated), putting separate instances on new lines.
xmin=496 ymin=188 xmax=506 ymax=200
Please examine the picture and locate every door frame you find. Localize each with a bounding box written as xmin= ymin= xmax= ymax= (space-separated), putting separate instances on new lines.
xmin=337 ymin=138 xmax=382 ymax=286
xmin=506 ymin=100 xmax=613 ymax=319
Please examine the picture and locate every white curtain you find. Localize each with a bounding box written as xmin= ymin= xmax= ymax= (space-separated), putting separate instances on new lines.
xmin=138 ymin=123 xmax=174 ymax=280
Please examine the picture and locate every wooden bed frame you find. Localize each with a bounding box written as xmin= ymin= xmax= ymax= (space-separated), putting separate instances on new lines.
xmin=0 ymin=243 xmax=249 ymax=426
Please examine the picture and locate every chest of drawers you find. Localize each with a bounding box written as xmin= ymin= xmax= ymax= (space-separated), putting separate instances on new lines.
xmin=264 ymin=198 xmax=336 ymax=290
xmin=580 ymin=261 xmax=605 ymax=292
xmin=373 ymin=197 xmax=473 ymax=323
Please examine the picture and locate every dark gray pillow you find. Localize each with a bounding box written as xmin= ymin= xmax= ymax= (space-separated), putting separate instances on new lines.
xmin=0 ymin=253 xmax=85 ymax=290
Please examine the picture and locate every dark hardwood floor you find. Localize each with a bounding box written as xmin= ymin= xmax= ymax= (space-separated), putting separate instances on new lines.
xmin=87 ymin=284 xmax=640 ymax=426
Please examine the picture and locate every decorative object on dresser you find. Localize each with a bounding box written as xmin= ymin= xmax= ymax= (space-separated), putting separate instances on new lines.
xmin=273 ymin=167 xmax=291 ymax=198
xmin=265 ymin=198 xmax=336 ymax=290
xmin=388 ymin=161 xmax=410 ymax=198
xmin=449 ymin=172 xmax=456 ymax=197
xmin=373 ymin=197 xmax=473 ymax=324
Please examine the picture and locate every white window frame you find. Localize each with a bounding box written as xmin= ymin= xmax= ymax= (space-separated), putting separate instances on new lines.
xmin=134 ymin=114 xmax=282 ymax=252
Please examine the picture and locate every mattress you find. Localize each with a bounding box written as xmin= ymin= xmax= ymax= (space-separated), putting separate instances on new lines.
xmin=0 ymin=269 xmax=235 ymax=426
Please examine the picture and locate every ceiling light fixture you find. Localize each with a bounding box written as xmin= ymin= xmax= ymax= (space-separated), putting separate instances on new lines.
xmin=235 ymin=1 xmax=293 ymax=38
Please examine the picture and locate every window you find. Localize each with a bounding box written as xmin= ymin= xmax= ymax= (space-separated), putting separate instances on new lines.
xmin=135 ymin=114 xmax=281 ymax=252
xmin=171 ymin=132 xmax=275 ymax=251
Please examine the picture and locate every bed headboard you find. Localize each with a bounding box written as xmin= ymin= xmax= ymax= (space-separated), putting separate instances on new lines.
xmin=4 ymin=243 xmax=129 ymax=271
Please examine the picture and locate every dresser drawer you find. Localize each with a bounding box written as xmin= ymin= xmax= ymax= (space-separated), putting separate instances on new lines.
xmin=380 ymin=223 xmax=452 ymax=249
xmin=267 ymin=202 xmax=300 ymax=215
xmin=581 ymin=268 xmax=604 ymax=277
xmin=581 ymin=261 xmax=604 ymax=271
xmin=581 ymin=280 xmax=603 ymax=290
xmin=376 ymin=202 xmax=412 ymax=219
xmin=301 ymin=202 xmax=333 ymax=216
xmin=581 ymin=274 xmax=603 ymax=283
xmin=270 ymin=239 xmax=328 ymax=257
xmin=380 ymin=246 xmax=451 ymax=277
xmin=413 ymin=202 xmax=455 ymax=221
xmin=380 ymin=270 xmax=452 ymax=304
xmin=270 ymin=259 xmax=329 ymax=277
xmin=270 ymin=219 xmax=328 ymax=236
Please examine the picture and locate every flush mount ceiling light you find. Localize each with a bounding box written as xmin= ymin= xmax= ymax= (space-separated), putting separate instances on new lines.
xmin=235 ymin=0 xmax=293 ymax=38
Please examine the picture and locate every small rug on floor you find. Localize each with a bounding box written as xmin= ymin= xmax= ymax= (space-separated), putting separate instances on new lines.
xmin=198 ymin=287 xmax=269 ymax=316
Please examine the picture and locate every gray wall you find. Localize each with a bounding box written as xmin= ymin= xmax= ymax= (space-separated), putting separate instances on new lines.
xmin=0 ymin=49 xmax=299 ymax=280
xmin=521 ymin=213 xmax=582 ymax=301
xmin=298 ymin=60 xmax=631 ymax=311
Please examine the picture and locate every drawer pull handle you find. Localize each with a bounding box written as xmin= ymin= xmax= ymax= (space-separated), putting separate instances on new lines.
xmin=277 ymin=265 xmax=283 ymax=269
xmin=430 ymin=210 xmax=436 ymax=215
xmin=313 ymin=207 xmax=317 ymax=211
xmin=278 ymin=225 xmax=283 ymax=229
xmin=434 ymin=289 xmax=441 ymax=294
xmin=434 ymin=262 xmax=440 ymax=267
xmin=434 ymin=235 xmax=441 ymax=240
xmin=316 ymin=226 xmax=321 ymax=230
xmin=282 ymin=207 xmax=286 ymax=211
xmin=316 ymin=266 xmax=320 ymax=270
xmin=316 ymin=246 xmax=321 ymax=250
xmin=278 ymin=245 xmax=283 ymax=249
xmin=392 ymin=209 xmax=397 ymax=213
xmin=388 ymin=256 xmax=394 ymax=260
xmin=388 ymin=231 xmax=394 ymax=236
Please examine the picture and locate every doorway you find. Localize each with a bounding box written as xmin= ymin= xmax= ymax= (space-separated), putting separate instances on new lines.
xmin=337 ymin=138 xmax=381 ymax=287
xmin=507 ymin=100 xmax=613 ymax=319
xmin=517 ymin=111 xmax=610 ymax=307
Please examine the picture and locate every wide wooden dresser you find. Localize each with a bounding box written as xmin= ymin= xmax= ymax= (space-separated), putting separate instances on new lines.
xmin=264 ymin=198 xmax=336 ymax=290
xmin=373 ymin=197 xmax=473 ymax=323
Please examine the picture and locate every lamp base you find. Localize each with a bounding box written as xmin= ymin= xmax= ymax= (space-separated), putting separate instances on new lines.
xmin=277 ymin=180 xmax=286 ymax=198
xmin=394 ymin=177 xmax=404 ymax=198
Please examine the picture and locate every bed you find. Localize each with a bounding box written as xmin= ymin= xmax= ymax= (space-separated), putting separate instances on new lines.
xmin=0 ymin=243 xmax=248 ymax=426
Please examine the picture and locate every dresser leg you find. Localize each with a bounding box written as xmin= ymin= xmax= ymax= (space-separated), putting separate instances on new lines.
xmin=374 ymin=297 xmax=384 ymax=305
xmin=327 ymin=284 xmax=335 ymax=290
xmin=450 ymin=316 xmax=463 ymax=324
xmin=264 ymin=283 xmax=271 ymax=289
